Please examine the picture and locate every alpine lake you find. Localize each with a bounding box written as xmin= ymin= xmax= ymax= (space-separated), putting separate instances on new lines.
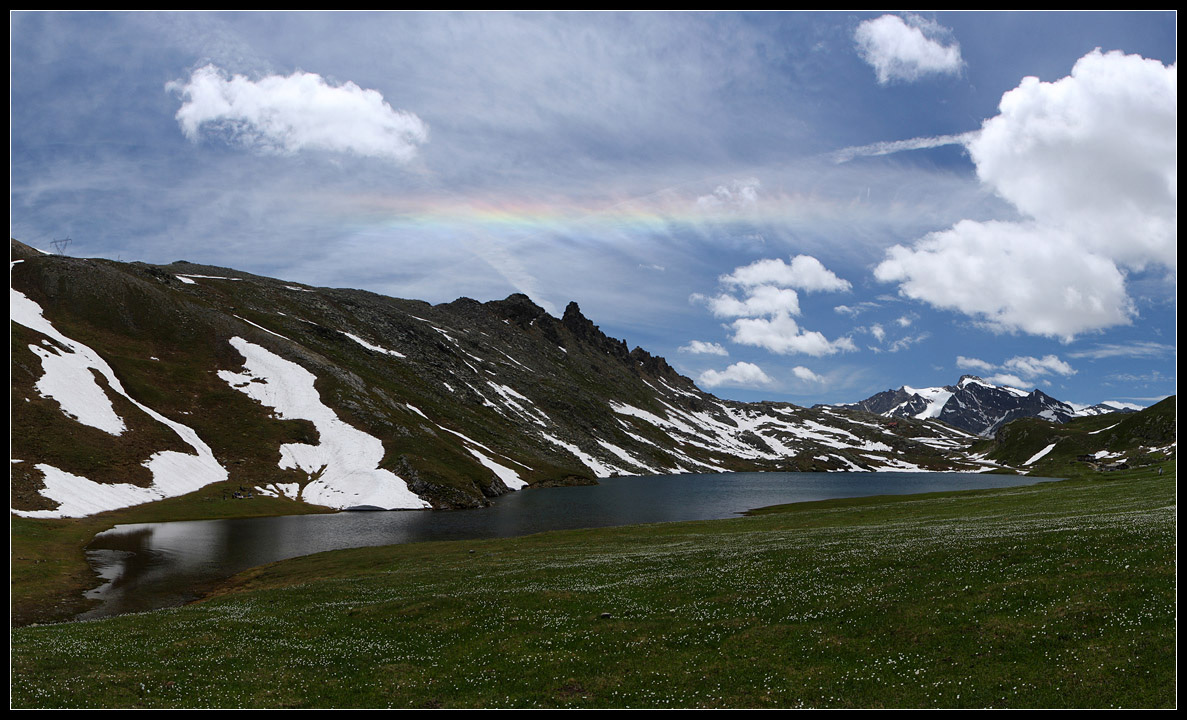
xmin=78 ymin=471 xmax=1060 ymax=621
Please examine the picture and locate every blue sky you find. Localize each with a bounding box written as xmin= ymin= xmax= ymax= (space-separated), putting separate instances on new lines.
xmin=10 ymin=11 xmax=1177 ymax=408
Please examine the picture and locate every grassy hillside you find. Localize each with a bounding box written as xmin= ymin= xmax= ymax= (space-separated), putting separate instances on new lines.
xmin=11 ymin=462 xmax=1175 ymax=708
xmin=10 ymin=238 xmax=1031 ymax=525
xmin=972 ymin=396 xmax=1176 ymax=478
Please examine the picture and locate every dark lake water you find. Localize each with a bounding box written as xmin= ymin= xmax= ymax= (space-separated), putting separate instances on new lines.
xmin=79 ymin=471 xmax=1058 ymax=621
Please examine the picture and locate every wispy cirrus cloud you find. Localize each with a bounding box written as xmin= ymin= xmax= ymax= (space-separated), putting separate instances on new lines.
xmin=866 ymin=325 xmax=930 ymax=354
xmin=834 ymin=301 xmax=881 ymax=317
xmin=1066 ymin=342 xmax=1175 ymax=360
xmin=1001 ymin=355 xmax=1076 ymax=378
xmin=957 ymin=353 xmax=1076 ymax=388
xmin=831 ymin=132 xmax=976 ymax=164
xmin=886 ymin=332 xmax=930 ymax=354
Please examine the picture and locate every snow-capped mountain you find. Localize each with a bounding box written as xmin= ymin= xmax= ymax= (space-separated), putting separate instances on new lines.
xmin=835 ymin=375 xmax=1137 ymax=437
xmin=1068 ymin=401 xmax=1145 ymax=417
xmin=11 ymin=239 xmax=1008 ymax=519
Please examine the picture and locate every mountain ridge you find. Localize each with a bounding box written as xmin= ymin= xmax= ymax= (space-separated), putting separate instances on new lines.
xmin=830 ymin=374 xmax=1138 ymax=437
xmin=7 ymin=239 xmax=1163 ymax=518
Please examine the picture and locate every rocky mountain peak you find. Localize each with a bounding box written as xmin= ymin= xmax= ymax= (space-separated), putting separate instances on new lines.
xmin=561 ymin=300 xmax=593 ymax=334
xmin=486 ymin=293 xmax=548 ymax=328
xmin=838 ymin=374 xmax=1131 ymax=437
xmin=560 ymin=301 xmax=629 ymax=358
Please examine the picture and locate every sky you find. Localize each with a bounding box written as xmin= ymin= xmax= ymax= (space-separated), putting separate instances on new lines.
xmin=9 ymin=11 xmax=1177 ymax=408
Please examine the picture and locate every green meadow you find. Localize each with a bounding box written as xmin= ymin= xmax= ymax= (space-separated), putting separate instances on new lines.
xmin=10 ymin=462 xmax=1175 ymax=709
xmin=10 ymin=480 xmax=331 ymax=628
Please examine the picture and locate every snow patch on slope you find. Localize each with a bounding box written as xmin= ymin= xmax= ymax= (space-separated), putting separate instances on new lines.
xmin=1024 ymin=442 xmax=1058 ymax=466
xmin=597 ymin=439 xmax=659 ymax=475
xmin=20 ymin=464 xmax=165 ymax=517
xmin=28 ymin=342 xmax=129 ymax=435
xmin=219 ymin=337 xmax=429 ymax=510
xmin=11 ymin=287 xmax=228 ymax=517
xmin=437 ymin=425 xmax=530 ymax=490
xmin=540 ymin=431 xmax=624 ymax=478
xmin=12 ymin=290 xmax=128 ymax=435
xmin=465 ymin=445 xmax=529 ymax=490
xmin=486 ymin=381 xmax=550 ymax=426
xmin=342 ymin=331 xmax=405 ymax=358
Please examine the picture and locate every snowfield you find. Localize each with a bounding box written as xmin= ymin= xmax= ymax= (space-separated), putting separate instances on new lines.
xmin=11 ymin=285 xmax=228 ymax=518
xmin=1024 ymin=442 xmax=1058 ymax=466
xmin=219 ymin=337 xmax=431 ymax=510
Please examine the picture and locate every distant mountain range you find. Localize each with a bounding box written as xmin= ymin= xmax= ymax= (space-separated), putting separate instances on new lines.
xmin=7 ymin=239 xmax=1154 ymax=518
xmin=828 ymin=375 xmax=1140 ymax=437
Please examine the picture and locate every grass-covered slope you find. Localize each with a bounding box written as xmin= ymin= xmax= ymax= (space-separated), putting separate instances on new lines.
xmin=11 ymin=463 xmax=1175 ymax=708
xmin=973 ymin=396 xmax=1176 ymax=478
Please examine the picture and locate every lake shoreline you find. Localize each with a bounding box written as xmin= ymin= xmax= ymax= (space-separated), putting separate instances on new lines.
xmin=12 ymin=470 xmax=1053 ymax=628
xmin=73 ymin=471 xmax=1063 ymax=623
xmin=13 ymin=463 xmax=1174 ymax=708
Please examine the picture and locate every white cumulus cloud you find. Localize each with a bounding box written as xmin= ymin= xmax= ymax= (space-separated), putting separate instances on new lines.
xmin=875 ymin=49 xmax=1176 ymax=341
xmin=695 ymin=285 xmax=801 ymax=319
xmin=876 ymin=220 xmax=1134 ymax=340
xmin=956 ymin=356 xmax=995 ymax=373
xmin=730 ymin=313 xmax=858 ymax=357
xmin=167 ymin=64 xmax=429 ymax=162
xmin=679 ymin=340 xmax=729 ymax=356
xmin=969 ymin=49 xmax=1177 ymax=271
xmin=720 ymin=255 xmax=852 ymax=292
xmin=792 ymin=366 xmax=824 ymax=383
xmin=986 ymin=373 xmax=1027 ymax=390
xmin=854 ymin=14 xmax=963 ymax=85
xmin=698 ymin=361 xmax=774 ymax=389
xmin=696 ymin=254 xmax=855 ymax=357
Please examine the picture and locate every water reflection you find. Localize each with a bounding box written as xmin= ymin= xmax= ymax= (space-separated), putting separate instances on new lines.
xmin=80 ymin=472 xmax=1056 ymax=620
